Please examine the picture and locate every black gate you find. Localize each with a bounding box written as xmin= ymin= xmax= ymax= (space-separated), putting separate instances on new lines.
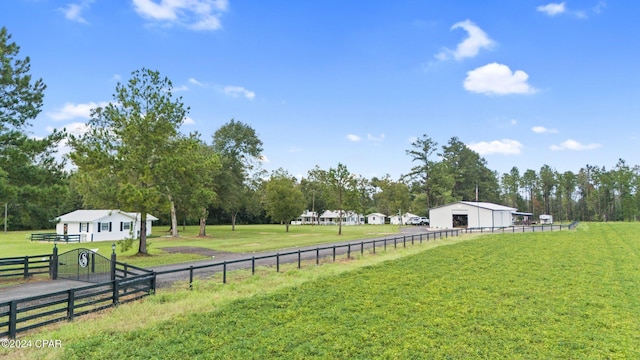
xmin=56 ymin=248 xmax=112 ymax=283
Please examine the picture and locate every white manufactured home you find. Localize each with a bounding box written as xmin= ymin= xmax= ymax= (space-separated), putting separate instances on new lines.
xmin=366 ymin=213 xmax=387 ymax=225
xmin=55 ymin=210 xmax=158 ymax=242
xmin=429 ymin=202 xmax=517 ymax=229
xmin=389 ymin=212 xmax=420 ymax=225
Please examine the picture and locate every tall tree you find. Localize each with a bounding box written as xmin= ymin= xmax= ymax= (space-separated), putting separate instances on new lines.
xmin=501 ymin=167 xmax=522 ymax=208
xmin=405 ymin=134 xmax=438 ymax=211
xmin=326 ymin=163 xmax=356 ymax=235
xmin=522 ymin=169 xmax=537 ymax=215
xmin=539 ymin=165 xmax=556 ymax=215
xmin=211 ymin=119 xmax=263 ymax=230
xmin=167 ymin=135 xmax=220 ymax=237
xmin=302 ymin=166 xmax=331 ymax=225
xmin=0 ymin=26 xmax=68 ymax=230
xmin=371 ymin=175 xmax=410 ymax=217
xmin=69 ymin=68 xmax=188 ymax=255
xmin=263 ymin=169 xmax=305 ymax=232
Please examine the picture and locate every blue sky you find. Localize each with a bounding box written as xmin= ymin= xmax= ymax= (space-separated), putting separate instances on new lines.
xmin=2 ymin=0 xmax=637 ymax=180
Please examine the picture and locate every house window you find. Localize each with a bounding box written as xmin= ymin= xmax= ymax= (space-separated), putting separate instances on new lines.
xmin=101 ymin=222 xmax=110 ymax=232
xmin=123 ymin=222 xmax=131 ymax=231
xmin=80 ymin=223 xmax=89 ymax=232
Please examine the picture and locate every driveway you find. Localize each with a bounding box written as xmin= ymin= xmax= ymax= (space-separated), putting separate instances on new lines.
xmin=1 ymin=227 xmax=437 ymax=302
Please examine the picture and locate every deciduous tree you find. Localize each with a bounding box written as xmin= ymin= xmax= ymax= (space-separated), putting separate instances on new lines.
xmin=69 ymin=68 xmax=188 ymax=255
xmin=263 ymin=169 xmax=305 ymax=232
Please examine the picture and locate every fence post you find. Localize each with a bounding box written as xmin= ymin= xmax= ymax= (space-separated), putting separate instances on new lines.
xmin=223 ymin=262 xmax=227 ymax=284
xmin=347 ymin=244 xmax=351 ymax=259
xmin=150 ymin=271 xmax=156 ymax=293
xmin=332 ymin=246 xmax=336 ymax=262
xmin=189 ymin=266 xmax=194 ymax=290
xmin=9 ymin=300 xmax=17 ymax=339
xmin=110 ymin=243 xmax=116 ymax=281
xmin=276 ymin=253 xmax=280 ymax=272
xmin=112 ymin=279 xmax=119 ymax=305
xmin=361 ymin=241 xmax=364 ymax=255
xmin=403 ymin=236 xmax=406 ymax=248
xmin=68 ymin=289 xmax=75 ymax=320
xmin=23 ymin=256 xmax=28 ymax=279
xmin=316 ymin=248 xmax=319 ymax=265
xmin=298 ymin=250 xmax=302 ymax=269
xmin=373 ymin=240 xmax=376 ymax=254
xmin=252 ymin=256 xmax=255 ymax=275
xmin=51 ymin=243 xmax=58 ymax=280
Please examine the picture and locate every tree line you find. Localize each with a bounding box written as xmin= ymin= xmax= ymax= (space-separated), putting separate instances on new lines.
xmin=2 ymin=26 xmax=639 ymax=254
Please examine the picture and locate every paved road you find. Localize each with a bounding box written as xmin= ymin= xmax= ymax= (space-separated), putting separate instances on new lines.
xmin=0 ymin=226 xmax=436 ymax=302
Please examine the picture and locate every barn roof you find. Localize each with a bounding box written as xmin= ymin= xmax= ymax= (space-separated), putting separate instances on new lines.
xmin=431 ymin=201 xmax=517 ymax=212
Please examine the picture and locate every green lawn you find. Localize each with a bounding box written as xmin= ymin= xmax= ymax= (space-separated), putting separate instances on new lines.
xmin=6 ymin=222 xmax=640 ymax=359
xmin=0 ymin=224 xmax=403 ymax=268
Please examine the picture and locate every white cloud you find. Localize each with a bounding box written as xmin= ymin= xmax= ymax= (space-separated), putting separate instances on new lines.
xmin=173 ymin=85 xmax=189 ymax=92
xmin=464 ymin=62 xmax=537 ymax=95
xmin=532 ymin=126 xmax=558 ymax=134
xmin=189 ymin=77 xmax=205 ymax=86
xmin=510 ymin=119 xmax=518 ymax=125
xmin=367 ymin=133 xmax=385 ymax=142
xmin=468 ymin=139 xmax=523 ymax=155
xmin=435 ymin=20 xmax=494 ymax=61
xmin=537 ymin=2 xmax=566 ymax=16
xmin=550 ymin=139 xmax=601 ymax=151
xmin=346 ymin=134 xmax=361 ymax=142
xmin=183 ymin=116 xmax=195 ymax=125
xmin=47 ymin=101 xmax=109 ymax=121
xmin=132 ymin=0 xmax=228 ymax=31
xmin=537 ymin=1 xmax=605 ymax=18
xmin=60 ymin=1 xmax=93 ymax=24
xmin=223 ymin=86 xmax=255 ymax=100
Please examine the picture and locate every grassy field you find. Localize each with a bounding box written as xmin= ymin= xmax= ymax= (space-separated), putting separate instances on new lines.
xmin=0 ymin=224 xmax=403 ymax=268
xmin=5 ymin=222 xmax=640 ymax=359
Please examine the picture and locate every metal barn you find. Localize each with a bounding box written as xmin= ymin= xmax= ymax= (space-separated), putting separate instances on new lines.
xmin=429 ymin=201 xmax=517 ymax=229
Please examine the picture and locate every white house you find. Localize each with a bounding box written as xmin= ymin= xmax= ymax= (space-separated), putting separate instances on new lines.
xmin=366 ymin=213 xmax=387 ymax=225
xmin=319 ymin=210 xmax=364 ymax=225
xmin=292 ymin=210 xmax=364 ymax=225
xmin=389 ymin=212 xmax=420 ymax=225
xmin=292 ymin=210 xmax=318 ymax=225
xmin=539 ymin=214 xmax=553 ymax=224
xmin=55 ymin=210 xmax=158 ymax=242
xmin=429 ymin=202 xmax=517 ymax=229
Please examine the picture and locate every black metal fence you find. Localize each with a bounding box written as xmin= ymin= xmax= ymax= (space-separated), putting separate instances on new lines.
xmin=462 ymin=221 xmax=579 ymax=234
xmin=155 ymin=229 xmax=463 ymax=288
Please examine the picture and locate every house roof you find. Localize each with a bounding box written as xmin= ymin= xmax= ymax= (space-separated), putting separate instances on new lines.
xmin=366 ymin=213 xmax=387 ymax=217
xmin=56 ymin=210 xmax=158 ymax=222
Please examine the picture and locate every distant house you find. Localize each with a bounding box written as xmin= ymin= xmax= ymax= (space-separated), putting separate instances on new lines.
xmin=429 ymin=201 xmax=517 ymax=229
xmin=293 ymin=210 xmax=364 ymax=225
xmin=366 ymin=213 xmax=387 ymax=225
xmin=292 ymin=210 xmax=318 ymax=225
xmin=55 ymin=210 xmax=158 ymax=242
xmin=389 ymin=212 xmax=420 ymax=225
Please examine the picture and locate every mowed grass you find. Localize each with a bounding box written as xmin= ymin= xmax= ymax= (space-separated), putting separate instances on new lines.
xmin=7 ymin=222 xmax=640 ymax=359
xmin=0 ymin=224 xmax=402 ymax=268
